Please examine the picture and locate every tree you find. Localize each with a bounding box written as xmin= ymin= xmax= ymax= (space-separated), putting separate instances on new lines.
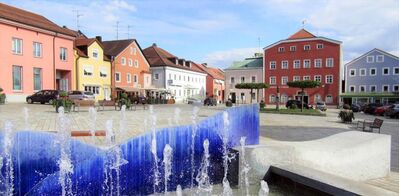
xmin=286 ymin=80 xmax=321 ymax=112
xmin=235 ymin=83 xmax=269 ymax=103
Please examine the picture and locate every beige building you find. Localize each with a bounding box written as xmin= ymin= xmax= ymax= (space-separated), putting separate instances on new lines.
xmin=224 ymin=54 xmax=264 ymax=104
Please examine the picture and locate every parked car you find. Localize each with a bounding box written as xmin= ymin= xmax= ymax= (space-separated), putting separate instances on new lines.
xmin=385 ymin=104 xmax=399 ymax=118
xmin=285 ymin=100 xmax=309 ymax=109
xmin=315 ymin=101 xmax=327 ymax=111
xmin=26 ymin=90 xmax=61 ymax=104
xmin=204 ymin=97 xmax=217 ymax=106
xmin=363 ymin=103 xmax=383 ymax=114
xmin=68 ymin=91 xmax=95 ymax=101
xmin=351 ymin=103 xmax=362 ymax=112
xmin=374 ymin=105 xmax=392 ymax=116
xmin=187 ymin=97 xmax=202 ymax=105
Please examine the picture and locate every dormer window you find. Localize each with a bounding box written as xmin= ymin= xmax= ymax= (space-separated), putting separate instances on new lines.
xmin=92 ymin=49 xmax=98 ymax=59
xmin=278 ymin=47 xmax=285 ymax=52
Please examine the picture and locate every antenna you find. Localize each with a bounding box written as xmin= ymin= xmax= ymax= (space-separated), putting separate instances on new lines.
xmin=127 ymin=25 xmax=132 ymax=39
xmin=115 ymin=21 xmax=120 ymax=40
xmin=302 ymin=19 xmax=306 ymax=29
xmin=73 ymin=10 xmax=83 ymax=30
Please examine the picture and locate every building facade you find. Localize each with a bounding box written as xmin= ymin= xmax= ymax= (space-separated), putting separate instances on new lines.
xmin=264 ymin=29 xmax=342 ymax=106
xmin=0 ymin=3 xmax=75 ymax=102
xmin=343 ymin=48 xmax=399 ymax=105
xmin=224 ymin=54 xmax=264 ymax=104
xmin=143 ymin=44 xmax=207 ymax=102
xmin=196 ymin=64 xmax=225 ymax=103
xmin=103 ymin=39 xmax=152 ymax=98
xmin=74 ymin=38 xmax=111 ymax=101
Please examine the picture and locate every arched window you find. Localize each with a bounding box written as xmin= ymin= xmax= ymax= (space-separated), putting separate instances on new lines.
xmin=269 ymin=94 xmax=276 ymax=103
xmin=314 ymin=94 xmax=321 ymax=103
xmin=326 ymin=95 xmax=333 ymax=104
xmin=280 ymin=94 xmax=288 ymax=103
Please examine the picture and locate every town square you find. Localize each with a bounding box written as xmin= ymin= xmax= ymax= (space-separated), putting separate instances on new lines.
xmin=1 ymin=0 xmax=399 ymax=195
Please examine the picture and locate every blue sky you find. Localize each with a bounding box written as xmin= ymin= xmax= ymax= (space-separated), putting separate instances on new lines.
xmin=3 ymin=0 xmax=399 ymax=68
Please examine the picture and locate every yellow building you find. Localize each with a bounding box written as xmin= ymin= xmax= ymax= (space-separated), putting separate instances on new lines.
xmin=74 ymin=37 xmax=111 ymax=101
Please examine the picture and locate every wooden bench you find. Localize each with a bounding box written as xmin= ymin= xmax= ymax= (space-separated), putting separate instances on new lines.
xmin=71 ymin=130 xmax=106 ymax=137
xmin=356 ymin=118 xmax=384 ymax=133
xmin=73 ymin=100 xmax=96 ymax=112
xmin=98 ymin=100 xmax=117 ymax=111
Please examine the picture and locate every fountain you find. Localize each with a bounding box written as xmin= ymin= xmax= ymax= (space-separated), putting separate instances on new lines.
xmin=258 ymin=180 xmax=269 ymax=196
xmin=174 ymin=107 xmax=181 ymax=125
xmin=119 ymin=105 xmax=126 ymax=135
xmin=195 ymin=139 xmax=212 ymax=194
xmin=221 ymin=111 xmax=233 ymax=195
xmin=163 ymin=144 xmax=173 ymax=193
xmin=149 ymin=106 xmax=160 ymax=193
xmin=88 ymin=107 xmax=97 ymax=142
xmin=23 ymin=107 xmax=29 ymax=130
xmin=240 ymin=137 xmax=250 ymax=196
xmin=175 ymin=185 xmax=182 ymax=196
xmin=1 ymin=121 xmax=14 ymax=195
xmin=190 ymin=106 xmax=199 ymax=188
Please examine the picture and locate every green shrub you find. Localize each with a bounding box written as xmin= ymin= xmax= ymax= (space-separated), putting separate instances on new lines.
xmin=338 ymin=109 xmax=354 ymax=123
xmin=288 ymin=103 xmax=298 ymax=109
xmin=259 ymin=100 xmax=265 ymax=109
xmin=0 ymin=87 xmax=6 ymax=104
xmin=117 ymin=93 xmax=132 ymax=109
xmin=59 ymin=91 xmax=68 ymax=98
xmin=226 ymin=99 xmax=233 ymax=107
xmin=54 ymin=98 xmax=73 ymax=113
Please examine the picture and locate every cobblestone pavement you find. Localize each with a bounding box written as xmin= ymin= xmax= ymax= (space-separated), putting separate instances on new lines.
xmin=259 ymin=108 xmax=399 ymax=172
xmin=0 ymin=103 xmax=224 ymax=146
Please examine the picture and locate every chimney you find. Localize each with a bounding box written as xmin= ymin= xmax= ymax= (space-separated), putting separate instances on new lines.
xmin=96 ymin=36 xmax=102 ymax=42
xmin=202 ymin=63 xmax=208 ymax=67
xmin=62 ymin=25 xmax=67 ymax=28
xmin=152 ymin=43 xmax=157 ymax=47
xmin=254 ymin=52 xmax=263 ymax=58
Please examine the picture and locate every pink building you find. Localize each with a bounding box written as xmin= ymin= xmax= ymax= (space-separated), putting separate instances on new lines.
xmin=0 ymin=3 xmax=76 ymax=102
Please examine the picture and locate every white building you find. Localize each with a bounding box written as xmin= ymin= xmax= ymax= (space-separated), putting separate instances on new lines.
xmin=143 ymin=44 xmax=207 ymax=102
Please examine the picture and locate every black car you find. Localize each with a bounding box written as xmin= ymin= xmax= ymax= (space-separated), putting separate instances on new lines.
xmin=26 ymin=90 xmax=61 ymax=104
xmin=363 ymin=103 xmax=383 ymax=114
xmin=285 ymin=100 xmax=309 ymax=109
xmin=204 ymin=97 xmax=217 ymax=106
xmin=351 ymin=103 xmax=362 ymax=112
xmin=385 ymin=104 xmax=399 ymax=118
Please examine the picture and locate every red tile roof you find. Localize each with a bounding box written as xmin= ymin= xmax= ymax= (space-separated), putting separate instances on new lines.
xmin=143 ymin=44 xmax=206 ymax=74
xmin=207 ymin=67 xmax=225 ymax=80
xmin=0 ymin=3 xmax=76 ymax=37
xmin=287 ymin=28 xmax=316 ymax=40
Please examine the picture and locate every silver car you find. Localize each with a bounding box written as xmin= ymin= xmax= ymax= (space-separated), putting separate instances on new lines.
xmin=316 ymin=101 xmax=327 ymax=111
xmin=68 ymin=91 xmax=95 ymax=100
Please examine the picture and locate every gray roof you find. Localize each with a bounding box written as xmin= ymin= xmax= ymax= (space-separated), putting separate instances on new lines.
xmin=225 ymin=57 xmax=263 ymax=70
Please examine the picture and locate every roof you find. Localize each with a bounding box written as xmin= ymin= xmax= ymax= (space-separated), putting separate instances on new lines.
xmin=225 ymin=57 xmax=263 ymax=70
xmin=143 ymin=44 xmax=206 ymax=74
xmin=288 ymin=29 xmax=316 ymax=40
xmin=263 ymin=28 xmax=342 ymax=50
xmin=74 ymin=38 xmax=110 ymax=61
xmin=345 ymin=48 xmax=399 ymax=67
xmin=102 ymin=39 xmax=135 ymax=56
xmin=62 ymin=27 xmax=87 ymax=38
xmin=207 ymin=67 xmax=225 ymax=80
xmin=0 ymin=3 xmax=75 ymax=37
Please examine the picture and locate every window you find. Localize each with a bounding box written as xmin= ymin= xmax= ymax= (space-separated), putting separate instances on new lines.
xmin=382 ymin=85 xmax=389 ymax=92
xmin=270 ymin=76 xmax=276 ymax=85
xmin=293 ymin=76 xmax=300 ymax=81
xmin=326 ymin=95 xmax=333 ymax=104
xmin=394 ymin=85 xmax=399 ymax=92
xmin=383 ymin=67 xmax=389 ymax=75
xmin=230 ymin=77 xmax=235 ymax=84
xmin=281 ymin=76 xmax=288 ymax=85
xmin=121 ymin=57 xmax=126 ymax=65
xmin=127 ymin=73 xmax=131 ymax=83
xmin=376 ymin=55 xmax=384 ymax=62
xmin=128 ymin=59 xmax=133 ymax=67
xmin=303 ymin=59 xmax=310 ymax=68
xmin=370 ymin=85 xmax=376 ymax=92
xmin=84 ymin=86 xmax=99 ymax=95
xmin=278 ymin=47 xmax=285 ymax=52
xmin=290 ymin=46 xmax=296 ymax=51
xmin=326 ymin=58 xmax=334 ymax=67
xmin=394 ymin=67 xmax=399 ymax=75
xmin=349 ymin=85 xmax=355 ymax=92
xmin=134 ymin=74 xmax=138 ymax=83
xmin=359 ymin=85 xmax=366 ymax=92
xmin=115 ymin=72 xmax=121 ymax=82
xmin=92 ymin=49 xmax=98 ymax=59
xmin=33 ymin=42 xmax=42 ymax=57
xmin=304 ymin=45 xmax=311 ymax=51
xmin=270 ymin=61 xmax=276 ymax=69
xmin=241 ymin=76 xmax=245 ymax=83
xmin=359 ymin=68 xmax=366 ymax=76
xmin=13 ymin=65 xmax=22 ymax=90
xmin=99 ymin=68 xmax=107 ymax=78
xmin=130 ymin=47 xmax=136 ymax=55
xmin=12 ymin=38 xmax=23 ymax=54
xmin=293 ymin=60 xmax=300 ymax=69
xmin=314 ymin=59 xmax=322 ymax=68
xmin=367 ymin=56 xmax=374 ymax=63
xmin=269 ymin=94 xmax=276 ymax=103
xmin=134 ymin=60 xmax=139 ymax=67
xmin=83 ymin=66 xmax=93 ymax=76
xmin=251 ymin=76 xmax=256 ymax=83
xmin=60 ymin=47 xmax=67 ymax=61
xmin=316 ymin=44 xmax=324 ymax=49
xmin=314 ymin=94 xmax=321 ymax=102
xmin=349 ymin=69 xmax=356 ymax=77
xmin=281 ymin=61 xmax=288 ymax=69
xmin=326 ymin=75 xmax=333 ymax=84
xmin=314 ymin=75 xmax=321 ymax=82
xmin=33 ymin=68 xmax=42 ymax=91
xmin=154 ymin=73 xmax=159 ymax=80
xmin=303 ymin=76 xmax=310 ymax=80
xmin=281 ymin=94 xmax=288 ymax=103
xmin=370 ymin=68 xmax=377 ymax=76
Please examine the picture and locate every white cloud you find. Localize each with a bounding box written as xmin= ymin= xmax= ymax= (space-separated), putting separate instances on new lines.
xmin=109 ymin=0 xmax=137 ymax=12
xmin=202 ymin=47 xmax=260 ymax=68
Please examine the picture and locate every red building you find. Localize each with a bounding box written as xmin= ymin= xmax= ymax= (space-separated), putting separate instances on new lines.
xmin=264 ymin=29 xmax=342 ymax=106
xmin=196 ymin=63 xmax=225 ymax=103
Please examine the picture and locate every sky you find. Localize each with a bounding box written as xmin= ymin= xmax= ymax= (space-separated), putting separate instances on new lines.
xmin=3 ymin=0 xmax=399 ymax=68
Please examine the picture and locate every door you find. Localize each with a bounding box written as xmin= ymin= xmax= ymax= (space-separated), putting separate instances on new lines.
xmin=230 ymin=92 xmax=236 ymax=103
xmin=104 ymin=88 xmax=110 ymax=100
